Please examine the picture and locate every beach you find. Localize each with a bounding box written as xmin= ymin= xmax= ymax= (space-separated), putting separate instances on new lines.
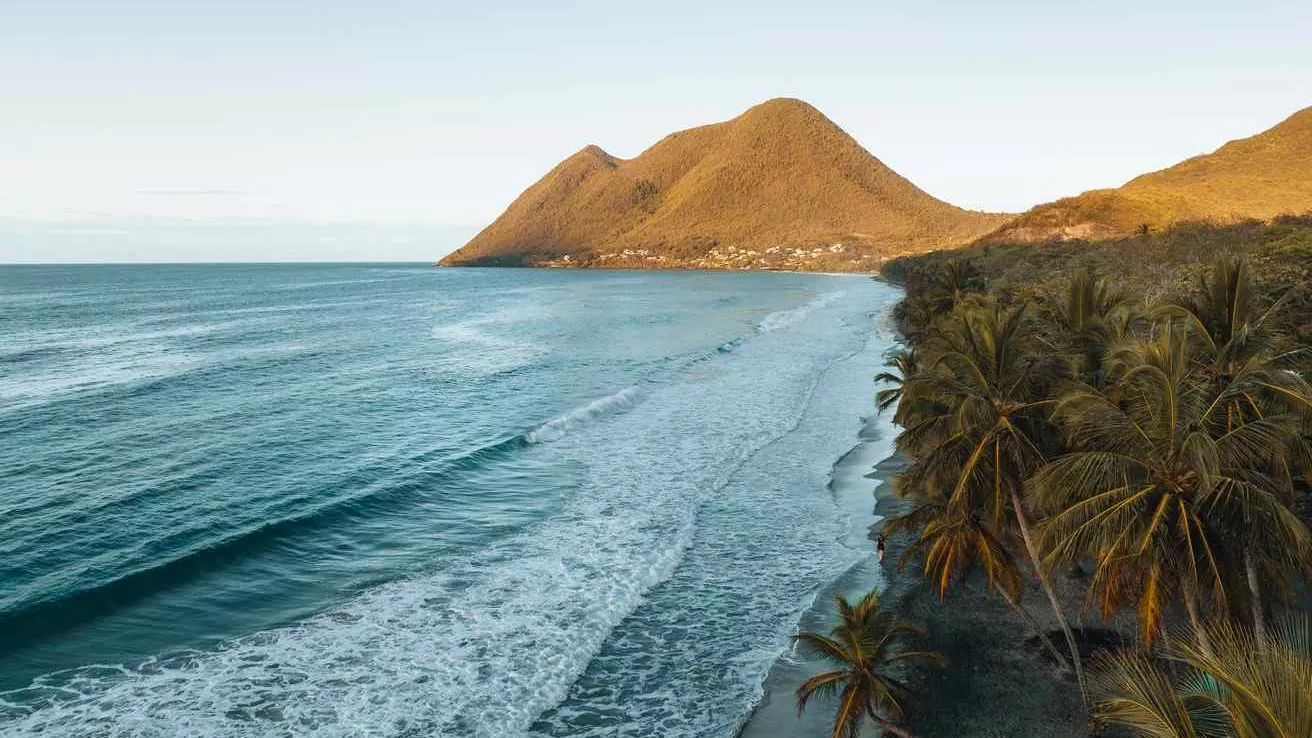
xmin=739 ymin=387 xmax=1091 ymax=738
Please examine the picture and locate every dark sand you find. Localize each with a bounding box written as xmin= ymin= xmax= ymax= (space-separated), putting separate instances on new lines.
xmin=740 ymin=449 xmax=1100 ymax=738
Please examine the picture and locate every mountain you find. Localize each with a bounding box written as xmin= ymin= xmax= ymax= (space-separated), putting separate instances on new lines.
xmin=982 ymin=106 xmax=1312 ymax=243
xmin=439 ymin=99 xmax=1010 ymax=270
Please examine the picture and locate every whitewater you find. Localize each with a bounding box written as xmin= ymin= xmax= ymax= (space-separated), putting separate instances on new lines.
xmin=0 ymin=265 xmax=902 ymax=737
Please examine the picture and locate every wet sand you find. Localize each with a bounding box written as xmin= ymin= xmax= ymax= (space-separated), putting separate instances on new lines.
xmin=738 ymin=434 xmax=904 ymax=738
xmin=739 ymin=446 xmax=1093 ymax=738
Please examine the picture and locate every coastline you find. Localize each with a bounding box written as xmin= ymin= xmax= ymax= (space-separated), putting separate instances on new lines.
xmin=739 ymin=442 xmax=1089 ymax=738
xmin=738 ymin=290 xmax=1090 ymax=738
xmin=737 ymin=341 xmax=907 ymax=737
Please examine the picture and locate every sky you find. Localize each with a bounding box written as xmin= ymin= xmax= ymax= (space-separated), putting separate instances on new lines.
xmin=1 ymin=0 xmax=1309 ymax=262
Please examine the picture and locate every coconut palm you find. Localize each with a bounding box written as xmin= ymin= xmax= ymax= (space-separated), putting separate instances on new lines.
xmin=1158 ymin=256 xmax=1312 ymax=407
xmin=884 ymin=496 xmax=1073 ymax=671
xmin=1035 ymin=324 xmax=1312 ymax=649
xmin=893 ymin=302 xmax=1089 ymax=694
xmin=1093 ymin=615 xmax=1312 ymax=738
xmin=793 ymin=588 xmax=944 ymax=738
xmin=920 ymin=259 xmax=983 ymax=317
xmin=899 ymin=259 xmax=985 ymax=333
xmin=1046 ymin=268 xmax=1138 ymax=385
xmin=1162 ymin=257 xmax=1302 ymax=371
xmin=875 ymin=346 xmax=918 ymax=417
xmin=1154 ymin=256 xmax=1312 ymax=642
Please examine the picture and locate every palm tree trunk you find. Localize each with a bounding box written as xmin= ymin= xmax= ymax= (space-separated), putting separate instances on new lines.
xmin=1244 ymin=550 xmax=1268 ymax=647
xmin=868 ymin=711 xmax=918 ymax=738
xmin=1182 ymin=586 xmax=1215 ymax=656
xmin=1009 ymin=486 xmax=1088 ymax=701
xmin=999 ymin=588 xmax=1073 ymax=672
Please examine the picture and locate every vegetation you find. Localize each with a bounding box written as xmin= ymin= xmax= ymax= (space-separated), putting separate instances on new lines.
xmin=871 ymin=221 xmax=1312 ymax=735
xmin=793 ymin=588 xmax=944 ymax=738
xmin=630 ymin=178 xmax=660 ymax=212
xmin=885 ymin=217 xmax=1312 ymax=320
xmin=1093 ymin=616 xmax=1311 ymax=737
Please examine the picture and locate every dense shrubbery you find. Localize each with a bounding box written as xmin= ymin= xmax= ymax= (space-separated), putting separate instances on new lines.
xmin=886 ymin=218 xmax=1312 ymax=331
xmin=878 ymin=232 xmax=1312 ymax=737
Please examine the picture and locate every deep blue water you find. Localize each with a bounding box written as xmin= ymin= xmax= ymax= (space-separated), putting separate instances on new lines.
xmin=0 ymin=264 xmax=901 ymax=737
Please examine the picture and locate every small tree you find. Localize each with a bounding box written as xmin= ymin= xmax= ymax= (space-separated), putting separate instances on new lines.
xmin=793 ymin=588 xmax=944 ymax=738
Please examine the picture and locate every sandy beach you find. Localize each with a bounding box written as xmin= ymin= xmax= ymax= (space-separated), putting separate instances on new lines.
xmin=739 ymin=443 xmax=1092 ymax=738
xmin=737 ymin=419 xmax=898 ymax=738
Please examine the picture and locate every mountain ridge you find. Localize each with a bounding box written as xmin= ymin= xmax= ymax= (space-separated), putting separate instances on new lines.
xmin=439 ymin=99 xmax=1011 ymax=270
xmin=980 ymin=105 xmax=1312 ymax=243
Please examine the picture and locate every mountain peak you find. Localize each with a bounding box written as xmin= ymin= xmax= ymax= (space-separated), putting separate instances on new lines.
xmin=741 ymin=97 xmax=820 ymax=115
xmin=573 ymin=144 xmax=614 ymax=160
xmin=439 ymin=99 xmax=1009 ymax=270
xmin=733 ymin=97 xmax=838 ymax=130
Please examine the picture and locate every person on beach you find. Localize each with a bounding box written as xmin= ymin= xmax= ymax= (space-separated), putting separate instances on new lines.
xmin=876 ymin=534 xmax=886 ymax=563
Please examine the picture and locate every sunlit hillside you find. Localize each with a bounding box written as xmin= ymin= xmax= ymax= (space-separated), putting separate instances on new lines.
xmin=439 ymin=99 xmax=1011 ymax=270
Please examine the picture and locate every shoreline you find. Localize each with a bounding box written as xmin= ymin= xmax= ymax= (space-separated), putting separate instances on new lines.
xmin=435 ymin=263 xmax=887 ymax=275
xmin=738 ymin=294 xmax=1091 ymax=738
xmin=738 ymin=443 xmax=1090 ymax=738
xmin=737 ymin=448 xmax=914 ymax=738
xmin=737 ymin=346 xmax=907 ymax=737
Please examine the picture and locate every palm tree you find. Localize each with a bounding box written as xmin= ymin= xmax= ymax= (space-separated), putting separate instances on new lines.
xmin=1155 ymin=256 xmax=1312 ymax=642
xmin=920 ymin=259 xmax=983 ymax=316
xmin=793 ymin=588 xmax=944 ymax=738
xmin=899 ymin=259 xmax=985 ymax=334
xmin=1158 ymin=256 xmax=1312 ymax=403
xmin=1046 ymin=268 xmax=1138 ymax=385
xmin=1035 ymin=324 xmax=1312 ymax=649
xmin=875 ymin=346 xmax=918 ymax=417
xmin=1093 ymin=615 xmax=1312 ymax=738
xmin=893 ymin=302 xmax=1089 ymax=695
xmin=884 ymin=496 xmax=1073 ymax=671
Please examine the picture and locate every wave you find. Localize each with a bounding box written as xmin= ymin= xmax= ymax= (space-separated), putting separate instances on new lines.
xmin=525 ymin=387 xmax=642 ymax=443
xmin=0 ymin=464 xmax=699 ymax=738
xmin=0 ymin=272 xmax=904 ymax=738
xmin=756 ymin=291 xmax=846 ymax=332
xmin=0 ymin=435 xmax=529 ymax=651
xmin=0 ymin=342 xmax=309 ymax=417
xmin=530 ymin=296 xmax=888 ymax=738
xmin=430 ymin=320 xmax=548 ymax=375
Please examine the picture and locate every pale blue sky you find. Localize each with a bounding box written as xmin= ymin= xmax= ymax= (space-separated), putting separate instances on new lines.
xmin=1 ymin=0 xmax=1309 ymax=261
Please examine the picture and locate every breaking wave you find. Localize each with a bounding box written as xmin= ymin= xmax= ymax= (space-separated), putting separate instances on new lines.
xmin=757 ymin=291 xmax=846 ymax=332
xmin=525 ymin=388 xmax=642 ymax=443
xmin=1 ymin=267 xmax=904 ymax=738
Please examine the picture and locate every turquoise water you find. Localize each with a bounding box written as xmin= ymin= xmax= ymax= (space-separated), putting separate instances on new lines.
xmin=0 ymin=264 xmax=901 ymax=737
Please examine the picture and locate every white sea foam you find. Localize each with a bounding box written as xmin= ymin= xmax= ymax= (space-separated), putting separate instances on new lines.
xmin=431 ymin=315 xmax=548 ymax=375
xmin=0 ymin=349 xmax=206 ymax=410
xmin=525 ymin=388 xmax=642 ymax=443
xmin=531 ymin=292 xmax=898 ymax=738
xmin=0 ymin=340 xmax=308 ymax=414
xmin=0 ymin=505 xmax=697 ymax=737
xmin=756 ymin=290 xmax=846 ymax=332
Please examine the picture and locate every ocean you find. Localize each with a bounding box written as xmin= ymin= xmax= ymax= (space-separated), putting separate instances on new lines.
xmin=0 ymin=264 xmax=902 ymax=737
